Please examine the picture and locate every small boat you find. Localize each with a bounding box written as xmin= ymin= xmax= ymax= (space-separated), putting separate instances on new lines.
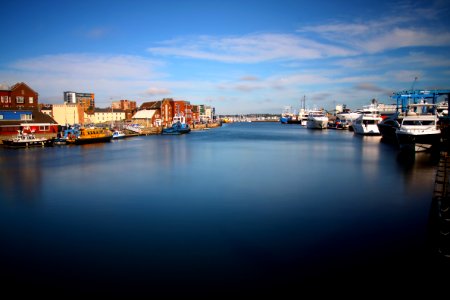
xmin=328 ymin=117 xmax=350 ymax=130
xmin=54 ymin=127 xmax=81 ymax=145
xmin=112 ymin=130 xmax=126 ymax=139
xmin=162 ymin=122 xmax=191 ymax=135
xmin=395 ymin=103 xmax=441 ymax=152
xmin=3 ymin=130 xmax=54 ymax=148
xmin=66 ymin=127 xmax=113 ymax=145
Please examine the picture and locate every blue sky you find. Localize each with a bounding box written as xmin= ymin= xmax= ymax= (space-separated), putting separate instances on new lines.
xmin=1 ymin=0 xmax=449 ymax=114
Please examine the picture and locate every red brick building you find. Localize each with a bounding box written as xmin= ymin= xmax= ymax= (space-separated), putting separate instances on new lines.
xmin=191 ymin=105 xmax=200 ymax=124
xmin=140 ymin=98 xmax=174 ymax=127
xmin=139 ymin=98 xmax=194 ymax=127
xmin=112 ymin=99 xmax=137 ymax=121
xmin=0 ymin=82 xmax=39 ymax=110
xmin=173 ymin=100 xmax=192 ymax=124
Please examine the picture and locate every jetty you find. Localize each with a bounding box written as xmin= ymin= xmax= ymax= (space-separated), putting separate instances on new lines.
xmin=430 ymin=116 xmax=450 ymax=260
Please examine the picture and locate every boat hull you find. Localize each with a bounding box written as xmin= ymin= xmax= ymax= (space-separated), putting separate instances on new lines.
xmin=396 ymin=131 xmax=441 ymax=152
xmin=287 ymin=119 xmax=303 ymax=124
xmin=68 ymin=136 xmax=113 ymax=145
xmin=353 ymin=124 xmax=381 ymax=135
xmin=280 ymin=117 xmax=290 ymax=124
xmin=112 ymin=133 xmax=126 ymax=139
xmin=162 ymin=122 xmax=191 ymax=135
xmin=3 ymin=138 xmax=54 ymax=148
xmin=161 ymin=128 xmax=191 ymax=135
xmin=377 ymin=123 xmax=399 ymax=141
xmin=306 ymin=120 xmax=328 ymax=129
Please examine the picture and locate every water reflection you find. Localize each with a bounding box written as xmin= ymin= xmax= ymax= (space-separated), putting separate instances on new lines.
xmin=0 ymin=122 xmax=447 ymax=294
xmin=0 ymin=148 xmax=45 ymax=204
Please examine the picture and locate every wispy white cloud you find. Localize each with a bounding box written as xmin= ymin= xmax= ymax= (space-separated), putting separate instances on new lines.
xmin=148 ymin=33 xmax=355 ymax=63
xmin=144 ymin=87 xmax=172 ymax=96
xmin=361 ymin=28 xmax=450 ymax=53
xmin=146 ymin=2 xmax=450 ymax=67
xmin=11 ymin=54 xmax=162 ymax=79
xmin=1 ymin=1 xmax=448 ymax=114
xmin=1 ymin=54 xmax=165 ymax=105
xmin=297 ymin=2 xmax=450 ymax=54
xmin=334 ymin=51 xmax=450 ymax=73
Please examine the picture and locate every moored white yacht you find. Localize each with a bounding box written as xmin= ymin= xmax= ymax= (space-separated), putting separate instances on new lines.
xmin=352 ymin=104 xmax=383 ymax=135
xmin=395 ymin=103 xmax=441 ymax=152
xmin=377 ymin=112 xmax=401 ymax=142
xmin=336 ymin=109 xmax=360 ymax=125
xmin=306 ymin=110 xmax=328 ymax=129
xmin=298 ymin=108 xmax=309 ymax=126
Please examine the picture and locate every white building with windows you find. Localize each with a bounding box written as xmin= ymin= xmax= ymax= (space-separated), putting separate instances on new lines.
xmin=86 ymin=108 xmax=126 ymax=125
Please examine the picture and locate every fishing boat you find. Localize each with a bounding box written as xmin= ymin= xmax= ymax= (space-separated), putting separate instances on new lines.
xmin=66 ymin=127 xmax=113 ymax=145
xmin=2 ymin=130 xmax=54 ymax=148
xmin=280 ymin=106 xmax=296 ymax=124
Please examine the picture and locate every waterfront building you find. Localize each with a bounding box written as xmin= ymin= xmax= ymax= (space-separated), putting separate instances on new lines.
xmin=131 ymin=109 xmax=161 ymax=127
xmin=64 ymin=91 xmax=95 ymax=113
xmin=191 ymin=105 xmax=200 ymax=124
xmin=87 ymin=107 xmax=126 ymax=125
xmin=140 ymin=99 xmax=167 ymax=127
xmin=0 ymin=82 xmax=39 ymax=110
xmin=112 ymin=99 xmax=137 ymax=121
xmin=199 ymin=105 xmax=215 ymax=122
xmin=112 ymin=99 xmax=137 ymax=111
xmin=173 ymin=100 xmax=192 ymax=125
xmin=39 ymin=104 xmax=53 ymax=117
xmin=0 ymin=108 xmax=58 ymax=139
xmin=52 ymin=103 xmax=84 ymax=126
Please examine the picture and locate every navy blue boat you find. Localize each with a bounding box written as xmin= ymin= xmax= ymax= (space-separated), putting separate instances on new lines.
xmin=162 ymin=122 xmax=191 ymax=135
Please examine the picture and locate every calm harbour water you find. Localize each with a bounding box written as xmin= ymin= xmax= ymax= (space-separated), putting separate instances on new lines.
xmin=0 ymin=122 xmax=448 ymax=295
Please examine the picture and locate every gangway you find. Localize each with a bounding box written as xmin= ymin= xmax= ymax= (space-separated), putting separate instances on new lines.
xmin=124 ymin=124 xmax=143 ymax=134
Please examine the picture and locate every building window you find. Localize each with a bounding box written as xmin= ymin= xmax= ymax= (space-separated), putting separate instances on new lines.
xmin=1 ymin=96 xmax=7 ymax=103
xmin=29 ymin=97 xmax=34 ymax=104
xmin=20 ymin=114 xmax=32 ymax=120
xmin=16 ymin=96 xmax=24 ymax=103
xmin=39 ymin=125 xmax=49 ymax=131
xmin=0 ymin=115 xmax=3 ymax=120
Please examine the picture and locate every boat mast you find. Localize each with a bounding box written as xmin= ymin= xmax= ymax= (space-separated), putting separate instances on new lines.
xmin=411 ymin=76 xmax=418 ymax=91
xmin=300 ymin=95 xmax=306 ymax=111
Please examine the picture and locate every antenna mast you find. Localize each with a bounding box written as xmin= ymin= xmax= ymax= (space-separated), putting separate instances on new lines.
xmin=411 ymin=76 xmax=418 ymax=91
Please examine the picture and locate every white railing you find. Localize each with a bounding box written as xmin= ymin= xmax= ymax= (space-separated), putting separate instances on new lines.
xmin=124 ymin=124 xmax=143 ymax=133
